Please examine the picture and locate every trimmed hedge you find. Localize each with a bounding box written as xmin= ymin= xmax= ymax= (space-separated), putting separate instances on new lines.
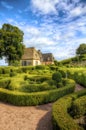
xmin=52 ymin=89 xmax=86 ymax=130
xmin=0 ymin=78 xmax=10 ymax=89
xmin=9 ymin=81 xmax=56 ymax=92
xmin=58 ymin=68 xmax=86 ymax=88
xmin=0 ymin=79 xmax=75 ymax=106
xmin=71 ymin=95 xmax=86 ymax=118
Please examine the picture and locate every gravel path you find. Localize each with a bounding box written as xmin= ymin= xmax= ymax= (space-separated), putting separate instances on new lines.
xmin=0 ymin=102 xmax=53 ymax=130
xmin=75 ymin=84 xmax=84 ymax=92
xmin=0 ymin=84 xmax=85 ymax=130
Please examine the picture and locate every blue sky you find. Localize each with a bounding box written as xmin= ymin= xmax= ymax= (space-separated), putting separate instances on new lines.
xmin=0 ymin=0 xmax=86 ymax=65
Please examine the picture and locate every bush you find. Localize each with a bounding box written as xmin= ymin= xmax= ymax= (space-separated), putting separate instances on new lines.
xmin=35 ymin=65 xmax=47 ymax=70
xmin=49 ymin=65 xmax=58 ymax=71
xmin=58 ymin=68 xmax=86 ymax=88
xmin=0 ymin=79 xmax=75 ymax=106
xmin=0 ymin=68 xmax=2 ymax=74
xmin=71 ymin=95 xmax=86 ymax=118
xmin=20 ymin=82 xmax=56 ymax=93
xmin=0 ymin=78 xmax=10 ymax=89
xmin=57 ymin=82 xmax=63 ymax=88
xmin=2 ymin=68 xmax=10 ymax=74
xmin=52 ymin=72 xmax=62 ymax=83
xmin=9 ymin=72 xmax=17 ymax=77
xmin=21 ymin=66 xmax=35 ymax=73
xmin=52 ymin=89 xmax=86 ymax=130
xmin=27 ymin=75 xmax=51 ymax=83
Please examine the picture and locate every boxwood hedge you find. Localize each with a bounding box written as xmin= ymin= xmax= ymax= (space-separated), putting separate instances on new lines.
xmin=0 ymin=79 xmax=75 ymax=106
xmin=71 ymin=95 xmax=86 ymax=118
xmin=52 ymin=89 xmax=86 ymax=130
xmin=58 ymin=68 xmax=86 ymax=88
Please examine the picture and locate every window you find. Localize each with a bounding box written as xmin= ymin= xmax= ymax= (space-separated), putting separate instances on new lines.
xmin=35 ymin=61 xmax=38 ymax=65
xmin=27 ymin=61 xmax=31 ymax=65
xmin=22 ymin=61 xmax=27 ymax=66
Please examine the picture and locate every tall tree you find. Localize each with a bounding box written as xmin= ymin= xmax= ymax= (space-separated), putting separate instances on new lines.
xmin=0 ymin=23 xmax=25 ymax=65
xmin=76 ymin=43 xmax=86 ymax=55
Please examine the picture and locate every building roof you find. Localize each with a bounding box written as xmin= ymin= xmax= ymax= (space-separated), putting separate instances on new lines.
xmin=42 ymin=53 xmax=54 ymax=62
xmin=21 ymin=47 xmax=40 ymax=60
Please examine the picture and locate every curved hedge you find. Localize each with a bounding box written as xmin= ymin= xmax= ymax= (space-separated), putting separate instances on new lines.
xmin=58 ymin=68 xmax=86 ymax=88
xmin=0 ymin=79 xmax=75 ymax=106
xmin=71 ymin=95 xmax=86 ymax=118
xmin=52 ymin=89 xmax=86 ymax=130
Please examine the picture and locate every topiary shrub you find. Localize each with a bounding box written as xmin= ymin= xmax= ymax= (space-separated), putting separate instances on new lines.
xmin=52 ymin=72 xmax=62 ymax=82
xmin=52 ymin=72 xmax=62 ymax=87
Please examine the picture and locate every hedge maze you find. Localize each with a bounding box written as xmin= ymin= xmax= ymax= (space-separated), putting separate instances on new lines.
xmin=0 ymin=66 xmax=86 ymax=129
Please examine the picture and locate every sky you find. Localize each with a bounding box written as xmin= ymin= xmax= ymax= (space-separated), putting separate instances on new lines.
xmin=0 ymin=0 xmax=86 ymax=65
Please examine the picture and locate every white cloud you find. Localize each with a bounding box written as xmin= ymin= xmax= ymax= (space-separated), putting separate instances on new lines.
xmin=31 ymin=0 xmax=59 ymax=14
xmin=0 ymin=0 xmax=86 ymax=65
xmin=2 ymin=14 xmax=86 ymax=61
xmin=70 ymin=6 xmax=86 ymax=17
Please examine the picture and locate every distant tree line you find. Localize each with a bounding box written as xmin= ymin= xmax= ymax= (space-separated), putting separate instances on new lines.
xmin=54 ymin=43 xmax=86 ymax=66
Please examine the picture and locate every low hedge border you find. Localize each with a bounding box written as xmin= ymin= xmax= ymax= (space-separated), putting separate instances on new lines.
xmin=71 ymin=95 xmax=86 ymax=118
xmin=58 ymin=68 xmax=86 ymax=88
xmin=0 ymin=79 xmax=75 ymax=106
xmin=52 ymin=89 xmax=86 ymax=130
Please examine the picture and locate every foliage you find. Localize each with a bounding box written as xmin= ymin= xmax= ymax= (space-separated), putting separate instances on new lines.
xmin=0 ymin=78 xmax=10 ymax=89
xmin=9 ymin=72 xmax=17 ymax=77
xmin=35 ymin=65 xmax=48 ymax=70
xmin=0 ymin=23 xmax=25 ymax=65
xmin=76 ymin=43 xmax=86 ymax=55
xmin=58 ymin=68 xmax=86 ymax=88
xmin=71 ymin=95 xmax=86 ymax=118
xmin=52 ymin=89 xmax=86 ymax=130
xmin=0 ymin=79 xmax=75 ymax=106
xmin=60 ymin=58 xmax=72 ymax=65
xmin=52 ymin=71 xmax=62 ymax=84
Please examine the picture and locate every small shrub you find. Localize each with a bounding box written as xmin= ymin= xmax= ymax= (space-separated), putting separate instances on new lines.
xmin=57 ymin=82 xmax=63 ymax=88
xmin=24 ymin=75 xmax=28 ymax=80
xmin=10 ymin=72 xmax=17 ymax=77
xmin=52 ymin=71 xmax=62 ymax=83
xmin=52 ymin=72 xmax=62 ymax=87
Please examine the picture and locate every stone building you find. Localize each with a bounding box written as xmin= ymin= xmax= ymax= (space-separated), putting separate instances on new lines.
xmin=21 ymin=47 xmax=54 ymax=66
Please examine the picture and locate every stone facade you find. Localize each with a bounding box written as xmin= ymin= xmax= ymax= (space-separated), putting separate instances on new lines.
xmin=21 ymin=47 xmax=54 ymax=66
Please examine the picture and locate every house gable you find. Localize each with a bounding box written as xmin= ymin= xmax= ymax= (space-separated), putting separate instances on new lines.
xmin=21 ymin=47 xmax=54 ymax=66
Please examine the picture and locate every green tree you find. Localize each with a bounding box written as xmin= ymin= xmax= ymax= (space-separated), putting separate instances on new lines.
xmin=76 ymin=43 xmax=86 ymax=55
xmin=0 ymin=23 xmax=25 ymax=65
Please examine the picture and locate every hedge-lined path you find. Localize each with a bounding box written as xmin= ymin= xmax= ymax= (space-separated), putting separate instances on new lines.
xmin=0 ymin=84 xmax=85 ymax=130
xmin=75 ymin=84 xmax=85 ymax=92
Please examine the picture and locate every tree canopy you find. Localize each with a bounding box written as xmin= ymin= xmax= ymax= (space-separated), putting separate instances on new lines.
xmin=76 ymin=43 xmax=86 ymax=55
xmin=0 ymin=23 xmax=25 ymax=65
